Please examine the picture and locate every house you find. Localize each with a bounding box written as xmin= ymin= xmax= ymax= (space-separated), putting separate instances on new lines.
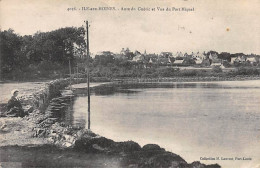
xmin=246 ymin=56 xmax=257 ymax=64
xmin=145 ymin=54 xmax=158 ymax=63
xmin=201 ymin=58 xmax=211 ymax=66
xmin=114 ymin=54 xmax=128 ymax=60
xmin=230 ymin=56 xmax=238 ymax=63
xmin=192 ymin=52 xmax=206 ymax=60
xmin=194 ymin=58 xmax=203 ymax=65
xmin=146 ymin=57 xmax=157 ymax=68
xmin=134 ymin=50 xmax=141 ymax=56
xmin=209 ymin=53 xmax=219 ymax=61
xmin=173 ymin=59 xmax=184 ymax=65
xmin=149 ymin=58 xmax=153 ymax=63
xmin=159 ymin=52 xmax=173 ymax=58
xmin=183 ymin=52 xmax=192 ymax=58
xmin=158 ymin=57 xmax=171 ymax=65
xmin=220 ymin=64 xmax=226 ymax=69
xmin=230 ymin=55 xmax=246 ymax=64
xmin=209 ymin=53 xmax=221 ymax=66
xmin=132 ymin=54 xmax=145 ymax=62
xmin=96 ymin=51 xmax=114 ymax=56
xmin=120 ymin=48 xmax=130 ymax=55
xmin=173 ymin=52 xmax=184 ymax=58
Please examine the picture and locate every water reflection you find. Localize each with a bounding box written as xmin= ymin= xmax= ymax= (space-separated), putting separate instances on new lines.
xmin=62 ymin=80 xmax=260 ymax=168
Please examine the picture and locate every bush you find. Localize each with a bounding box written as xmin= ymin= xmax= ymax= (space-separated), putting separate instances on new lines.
xmin=178 ymin=69 xmax=197 ymax=76
xmin=212 ymin=66 xmax=222 ymax=73
xmin=236 ymin=67 xmax=259 ymax=75
xmin=157 ymin=68 xmax=176 ymax=77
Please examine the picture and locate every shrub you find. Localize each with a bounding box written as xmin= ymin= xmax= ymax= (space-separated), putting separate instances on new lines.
xmin=212 ymin=66 xmax=222 ymax=73
xmin=236 ymin=67 xmax=259 ymax=75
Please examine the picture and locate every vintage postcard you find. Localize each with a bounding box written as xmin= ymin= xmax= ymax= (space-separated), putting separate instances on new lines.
xmin=0 ymin=0 xmax=260 ymax=168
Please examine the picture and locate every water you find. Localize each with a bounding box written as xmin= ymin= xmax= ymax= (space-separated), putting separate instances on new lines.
xmin=66 ymin=80 xmax=260 ymax=168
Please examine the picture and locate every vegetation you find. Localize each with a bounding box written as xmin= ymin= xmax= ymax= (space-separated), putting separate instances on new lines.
xmin=0 ymin=27 xmax=260 ymax=81
xmin=0 ymin=28 xmax=85 ymax=80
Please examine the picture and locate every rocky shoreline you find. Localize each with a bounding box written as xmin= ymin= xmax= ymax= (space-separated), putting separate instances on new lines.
xmin=0 ymin=78 xmax=221 ymax=168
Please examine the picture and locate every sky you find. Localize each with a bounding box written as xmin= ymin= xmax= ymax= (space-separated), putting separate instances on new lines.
xmin=1 ymin=0 xmax=260 ymax=55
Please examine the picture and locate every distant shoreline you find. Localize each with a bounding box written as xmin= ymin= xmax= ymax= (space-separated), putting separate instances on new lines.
xmin=112 ymin=75 xmax=260 ymax=83
xmin=1 ymin=75 xmax=260 ymax=84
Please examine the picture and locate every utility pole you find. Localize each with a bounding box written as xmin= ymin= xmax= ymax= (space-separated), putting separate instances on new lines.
xmin=77 ymin=64 xmax=79 ymax=84
xmin=69 ymin=59 xmax=72 ymax=89
xmin=84 ymin=20 xmax=91 ymax=130
xmin=64 ymin=39 xmax=72 ymax=89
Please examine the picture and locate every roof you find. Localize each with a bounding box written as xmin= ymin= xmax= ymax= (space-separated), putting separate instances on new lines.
xmin=247 ymin=57 xmax=256 ymax=62
xmin=211 ymin=63 xmax=221 ymax=66
xmin=192 ymin=52 xmax=206 ymax=59
xmin=96 ymin=51 xmax=114 ymax=56
xmin=209 ymin=53 xmax=218 ymax=59
xmin=132 ymin=54 xmax=144 ymax=62
xmin=195 ymin=58 xmax=203 ymax=64
xmin=158 ymin=57 xmax=171 ymax=64
xmin=160 ymin=52 xmax=173 ymax=58
xmin=174 ymin=59 xmax=184 ymax=64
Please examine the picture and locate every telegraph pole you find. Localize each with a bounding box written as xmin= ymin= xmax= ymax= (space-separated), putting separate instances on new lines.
xmin=77 ymin=64 xmax=79 ymax=84
xmin=69 ymin=59 xmax=72 ymax=89
xmin=84 ymin=20 xmax=91 ymax=130
xmin=64 ymin=39 xmax=72 ymax=89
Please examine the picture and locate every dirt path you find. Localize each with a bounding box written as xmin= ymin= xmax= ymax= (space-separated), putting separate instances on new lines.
xmin=0 ymin=82 xmax=47 ymax=104
xmin=0 ymin=116 xmax=49 ymax=146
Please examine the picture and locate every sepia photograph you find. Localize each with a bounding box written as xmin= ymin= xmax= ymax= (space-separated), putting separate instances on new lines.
xmin=0 ymin=0 xmax=260 ymax=168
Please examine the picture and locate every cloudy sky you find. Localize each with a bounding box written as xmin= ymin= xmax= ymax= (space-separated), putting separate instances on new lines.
xmin=1 ymin=0 xmax=260 ymax=54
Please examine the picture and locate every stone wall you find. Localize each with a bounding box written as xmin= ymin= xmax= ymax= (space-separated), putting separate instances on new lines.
xmin=20 ymin=78 xmax=86 ymax=112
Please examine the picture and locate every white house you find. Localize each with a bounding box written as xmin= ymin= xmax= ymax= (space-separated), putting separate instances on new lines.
xmin=194 ymin=58 xmax=203 ymax=65
xmin=132 ymin=54 xmax=145 ymax=62
xmin=174 ymin=59 xmax=184 ymax=65
xmin=246 ymin=57 xmax=256 ymax=64
xmin=192 ymin=52 xmax=206 ymax=60
xmin=230 ymin=56 xmax=246 ymax=64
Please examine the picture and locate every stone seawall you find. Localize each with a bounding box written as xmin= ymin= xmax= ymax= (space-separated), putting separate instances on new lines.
xmin=0 ymin=78 xmax=86 ymax=146
xmin=20 ymin=78 xmax=86 ymax=112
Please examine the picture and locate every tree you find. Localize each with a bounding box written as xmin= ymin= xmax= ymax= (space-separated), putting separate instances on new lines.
xmin=219 ymin=52 xmax=231 ymax=62
xmin=0 ymin=29 xmax=26 ymax=79
xmin=206 ymin=50 xmax=219 ymax=56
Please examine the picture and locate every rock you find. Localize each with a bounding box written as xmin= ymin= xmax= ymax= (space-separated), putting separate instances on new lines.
xmin=23 ymin=105 xmax=34 ymax=113
xmin=62 ymin=142 xmax=73 ymax=148
xmin=115 ymin=141 xmax=142 ymax=152
xmin=63 ymin=134 xmax=76 ymax=144
xmin=74 ymin=136 xmax=114 ymax=152
xmin=189 ymin=161 xmax=221 ymax=168
xmin=128 ymin=164 xmax=138 ymax=168
xmin=34 ymin=128 xmax=46 ymax=137
xmin=47 ymin=137 xmax=55 ymax=143
xmin=141 ymin=152 xmax=186 ymax=168
xmin=0 ymin=124 xmax=7 ymax=130
xmin=92 ymin=144 xmax=106 ymax=151
xmin=189 ymin=161 xmax=205 ymax=168
xmin=142 ymin=144 xmax=164 ymax=151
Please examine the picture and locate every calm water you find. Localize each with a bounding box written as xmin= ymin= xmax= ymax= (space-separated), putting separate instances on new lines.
xmin=66 ymin=80 xmax=260 ymax=168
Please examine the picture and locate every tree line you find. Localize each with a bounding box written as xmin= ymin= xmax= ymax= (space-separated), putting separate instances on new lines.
xmin=0 ymin=27 xmax=85 ymax=80
xmin=0 ymin=27 xmax=259 ymax=81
